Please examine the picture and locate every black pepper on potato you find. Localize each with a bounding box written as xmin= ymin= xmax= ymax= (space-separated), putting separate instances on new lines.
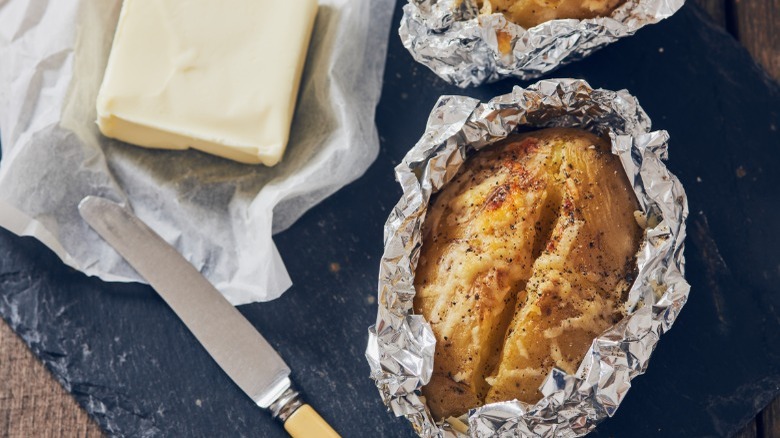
xmin=413 ymin=128 xmax=642 ymax=420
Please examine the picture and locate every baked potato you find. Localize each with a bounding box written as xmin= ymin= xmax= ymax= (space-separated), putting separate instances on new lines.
xmin=413 ymin=128 xmax=641 ymax=419
xmin=478 ymin=0 xmax=626 ymax=29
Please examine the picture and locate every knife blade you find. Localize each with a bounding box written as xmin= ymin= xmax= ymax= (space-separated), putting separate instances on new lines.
xmin=78 ymin=196 xmax=339 ymax=438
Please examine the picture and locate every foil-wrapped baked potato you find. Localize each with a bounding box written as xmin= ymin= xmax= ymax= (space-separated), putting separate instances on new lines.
xmin=478 ymin=0 xmax=626 ymax=28
xmin=413 ymin=128 xmax=641 ymax=420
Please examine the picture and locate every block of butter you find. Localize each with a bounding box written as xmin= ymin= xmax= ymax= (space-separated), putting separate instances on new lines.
xmin=96 ymin=0 xmax=318 ymax=165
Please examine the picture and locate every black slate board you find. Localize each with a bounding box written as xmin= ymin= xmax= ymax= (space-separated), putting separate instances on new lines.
xmin=1 ymin=2 xmax=779 ymax=437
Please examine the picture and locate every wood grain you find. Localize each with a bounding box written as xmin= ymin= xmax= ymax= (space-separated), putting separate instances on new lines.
xmin=736 ymin=419 xmax=758 ymax=438
xmin=761 ymin=397 xmax=780 ymax=438
xmin=733 ymin=0 xmax=780 ymax=80
xmin=0 ymin=1 xmax=777 ymax=437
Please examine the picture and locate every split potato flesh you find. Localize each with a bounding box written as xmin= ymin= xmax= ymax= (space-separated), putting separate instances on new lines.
xmin=413 ymin=128 xmax=641 ymax=419
xmin=478 ymin=0 xmax=626 ymax=29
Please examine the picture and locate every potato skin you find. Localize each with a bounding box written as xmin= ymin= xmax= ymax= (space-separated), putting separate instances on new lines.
xmin=414 ymin=128 xmax=640 ymax=419
xmin=478 ymin=0 xmax=626 ymax=29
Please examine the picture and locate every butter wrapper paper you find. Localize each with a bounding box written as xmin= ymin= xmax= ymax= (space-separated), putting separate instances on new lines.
xmin=0 ymin=0 xmax=393 ymax=304
xmin=367 ymin=79 xmax=689 ymax=437
xmin=400 ymin=0 xmax=684 ymax=87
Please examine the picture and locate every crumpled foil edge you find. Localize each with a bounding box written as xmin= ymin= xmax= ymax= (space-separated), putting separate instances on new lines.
xmin=366 ymin=78 xmax=690 ymax=437
xmin=399 ymin=0 xmax=685 ymax=87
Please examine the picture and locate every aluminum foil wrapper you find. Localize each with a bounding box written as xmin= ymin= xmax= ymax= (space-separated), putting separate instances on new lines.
xmin=399 ymin=0 xmax=684 ymax=87
xmin=366 ymin=78 xmax=690 ymax=437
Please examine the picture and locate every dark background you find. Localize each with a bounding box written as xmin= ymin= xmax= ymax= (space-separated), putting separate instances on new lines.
xmin=1 ymin=1 xmax=779 ymax=437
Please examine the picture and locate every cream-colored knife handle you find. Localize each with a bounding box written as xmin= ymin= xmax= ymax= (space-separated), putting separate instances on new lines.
xmin=283 ymin=404 xmax=341 ymax=438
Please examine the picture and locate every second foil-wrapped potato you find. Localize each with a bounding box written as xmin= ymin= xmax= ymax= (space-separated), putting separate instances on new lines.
xmin=413 ymin=128 xmax=642 ymax=419
xmin=400 ymin=0 xmax=684 ymax=86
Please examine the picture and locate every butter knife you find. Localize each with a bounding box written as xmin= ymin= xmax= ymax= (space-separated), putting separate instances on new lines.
xmin=78 ymin=196 xmax=339 ymax=438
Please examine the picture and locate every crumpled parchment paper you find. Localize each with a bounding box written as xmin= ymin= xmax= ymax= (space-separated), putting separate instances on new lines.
xmin=0 ymin=0 xmax=394 ymax=305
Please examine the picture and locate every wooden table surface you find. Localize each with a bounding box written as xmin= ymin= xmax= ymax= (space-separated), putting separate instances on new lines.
xmin=0 ymin=1 xmax=778 ymax=437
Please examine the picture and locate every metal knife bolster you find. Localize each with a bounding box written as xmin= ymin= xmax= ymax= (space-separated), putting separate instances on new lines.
xmin=267 ymin=381 xmax=304 ymax=421
xmin=259 ymin=376 xmax=294 ymax=409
